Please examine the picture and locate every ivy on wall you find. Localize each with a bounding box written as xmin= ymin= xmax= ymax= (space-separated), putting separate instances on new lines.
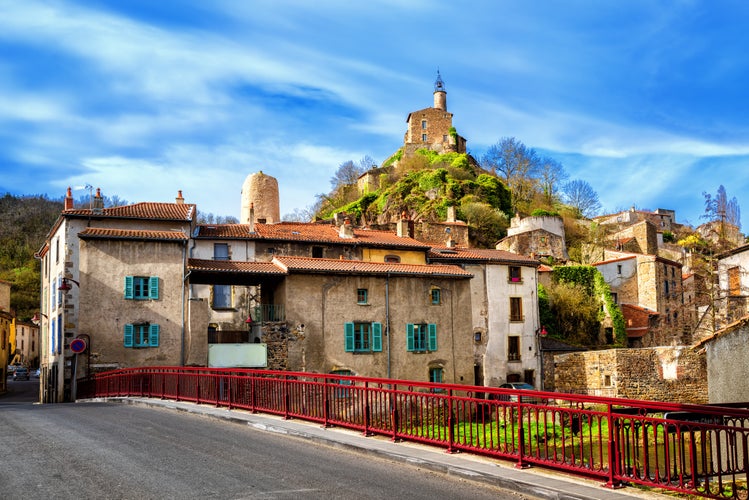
xmin=552 ymin=265 xmax=626 ymax=347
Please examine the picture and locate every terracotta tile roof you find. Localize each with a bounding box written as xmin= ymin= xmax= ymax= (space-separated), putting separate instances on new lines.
xmin=273 ymin=255 xmax=472 ymax=278
xmin=78 ymin=228 xmax=188 ymax=241
xmin=187 ymin=256 xmax=471 ymax=278
xmin=64 ymin=202 xmax=195 ymax=221
xmin=591 ymin=255 xmax=637 ymax=266
xmin=187 ymin=259 xmax=286 ymax=275
xmin=196 ymin=222 xmax=431 ymax=249
xmin=428 ymin=246 xmax=539 ymax=266
xmin=538 ymin=264 xmax=554 ymax=272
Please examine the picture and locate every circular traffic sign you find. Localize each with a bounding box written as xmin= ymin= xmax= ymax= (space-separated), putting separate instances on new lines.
xmin=70 ymin=338 xmax=87 ymax=354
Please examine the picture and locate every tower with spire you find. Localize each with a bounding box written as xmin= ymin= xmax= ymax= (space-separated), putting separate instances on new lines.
xmin=402 ymin=71 xmax=466 ymax=157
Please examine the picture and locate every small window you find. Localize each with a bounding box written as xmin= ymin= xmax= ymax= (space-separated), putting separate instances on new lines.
xmin=509 ymin=266 xmax=522 ymax=283
xmin=422 ymin=133 xmax=427 ymax=142
xmin=604 ymin=375 xmax=612 ymax=387
xmin=421 ymin=119 xmax=427 ymax=129
xmin=212 ymin=285 xmax=232 ymax=309
xmin=124 ymin=323 xmax=159 ymax=348
xmin=357 ymin=288 xmax=368 ymax=305
xmin=344 ymin=322 xmax=382 ymax=353
xmin=384 ymin=254 xmax=401 ymax=263
xmin=729 ymin=266 xmax=741 ymax=295
xmin=124 ymin=276 xmax=159 ymax=300
xmin=611 ymin=292 xmax=618 ymax=304
xmin=429 ymin=367 xmax=444 ymax=384
xmin=617 ymin=264 xmax=622 ymax=275
xmin=510 ymin=297 xmax=523 ymax=322
xmin=430 ymin=288 xmax=441 ymax=305
xmin=312 ymin=246 xmax=324 ymax=258
xmin=407 ymin=323 xmax=437 ymax=352
xmin=508 ymin=336 xmax=520 ymax=361
xmin=442 ymin=135 xmax=448 ymax=142
xmin=213 ymin=243 xmax=229 ymax=260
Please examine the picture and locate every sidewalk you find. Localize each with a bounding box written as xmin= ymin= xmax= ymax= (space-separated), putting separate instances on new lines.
xmin=85 ymin=397 xmax=674 ymax=500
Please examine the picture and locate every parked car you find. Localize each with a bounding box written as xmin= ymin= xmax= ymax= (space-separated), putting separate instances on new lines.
xmin=13 ymin=367 xmax=30 ymax=381
xmin=33 ymin=368 xmax=40 ymax=378
xmin=492 ymin=382 xmax=546 ymax=404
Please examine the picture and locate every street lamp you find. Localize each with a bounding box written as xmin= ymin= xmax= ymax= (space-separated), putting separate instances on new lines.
xmin=536 ymin=326 xmax=548 ymax=390
xmin=58 ymin=278 xmax=80 ymax=291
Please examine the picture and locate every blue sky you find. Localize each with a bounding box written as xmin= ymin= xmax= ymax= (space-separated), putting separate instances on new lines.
xmin=1 ymin=0 xmax=748 ymax=231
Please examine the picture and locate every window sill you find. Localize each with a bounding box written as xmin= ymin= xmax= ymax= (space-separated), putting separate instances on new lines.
xmin=507 ymin=358 xmax=522 ymax=363
xmin=357 ymin=302 xmax=370 ymax=306
xmin=211 ymin=307 xmax=237 ymax=311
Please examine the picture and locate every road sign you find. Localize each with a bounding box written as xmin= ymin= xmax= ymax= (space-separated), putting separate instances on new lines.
xmin=70 ymin=338 xmax=87 ymax=354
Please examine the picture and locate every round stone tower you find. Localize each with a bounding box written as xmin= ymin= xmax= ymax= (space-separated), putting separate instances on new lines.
xmin=241 ymin=171 xmax=280 ymax=224
xmin=433 ymin=70 xmax=447 ymax=111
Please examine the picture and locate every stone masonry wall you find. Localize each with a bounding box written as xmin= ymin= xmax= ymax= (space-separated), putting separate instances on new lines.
xmin=554 ymin=347 xmax=707 ymax=403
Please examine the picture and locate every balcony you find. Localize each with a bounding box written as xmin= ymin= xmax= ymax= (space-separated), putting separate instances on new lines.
xmin=252 ymin=304 xmax=285 ymax=323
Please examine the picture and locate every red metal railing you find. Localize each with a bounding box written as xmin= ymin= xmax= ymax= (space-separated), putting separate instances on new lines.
xmin=77 ymin=367 xmax=749 ymax=499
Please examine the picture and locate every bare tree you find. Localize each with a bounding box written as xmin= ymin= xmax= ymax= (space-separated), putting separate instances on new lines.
xmin=538 ymin=156 xmax=568 ymax=206
xmin=562 ymin=179 xmax=601 ymax=218
xmin=480 ymin=137 xmax=540 ymax=212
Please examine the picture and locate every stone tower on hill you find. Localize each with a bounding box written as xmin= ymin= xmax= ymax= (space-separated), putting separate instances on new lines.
xmin=241 ymin=171 xmax=280 ymax=224
xmin=403 ymin=71 xmax=467 ymax=157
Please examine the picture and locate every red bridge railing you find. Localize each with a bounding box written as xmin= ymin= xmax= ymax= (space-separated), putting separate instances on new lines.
xmin=77 ymin=367 xmax=749 ymax=499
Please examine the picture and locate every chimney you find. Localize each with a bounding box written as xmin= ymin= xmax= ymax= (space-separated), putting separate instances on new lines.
xmin=64 ymin=187 xmax=74 ymax=211
xmin=176 ymin=190 xmax=184 ymax=204
xmin=339 ymin=217 xmax=355 ymax=239
xmin=446 ymin=206 xmax=456 ymax=223
xmin=92 ymin=187 xmax=104 ymax=214
xmin=396 ymin=211 xmax=414 ymax=238
xmin=248 ymin=203 xmax=255 ymax=234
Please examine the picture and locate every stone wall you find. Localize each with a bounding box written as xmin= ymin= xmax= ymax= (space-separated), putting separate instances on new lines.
xmin=554 ymin=346 xmax=707 ymax=403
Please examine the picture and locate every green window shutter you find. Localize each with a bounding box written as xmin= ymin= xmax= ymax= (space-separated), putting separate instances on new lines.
xmin=406 ymin=323 xmax=415 ymax=352
xmin=428 ymin=323 xmax=437 ymax=351
xmin=149 ymin=276 xmax=159 ymax=299
xmin=371 ymin=322 xmax=382 ymax=352
xmin=124 ymin=276 xmax=134 ymax=299
xmin=344 ymin=322 xmax=354 ymax=352
xmin=149 ymin=324 xmax=160 ymax=347
xmin=124 ymin=324 xmax=134 ymax=347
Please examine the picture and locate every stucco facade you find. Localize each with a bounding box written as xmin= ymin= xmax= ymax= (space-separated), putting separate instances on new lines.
xmin=77 ymin=236 xmax=189 ymax=372
xmin=280 ymin=272 xmax=475 ymax=384
xmin=427 ymin=248 xmax=542 ymax=389
xmin=697 ymin=317 xmax=749 ymax=404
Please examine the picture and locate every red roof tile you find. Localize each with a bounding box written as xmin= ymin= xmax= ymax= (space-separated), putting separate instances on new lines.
xmin=273 ymin=255 xmax=472 ymax=278
xmin=79 ymin=228 xmax=188 ymax=241
xmin=64 ymin=202 xmax=195 ymax=221
xmin=187 ymin=259 xmax=286 ymax=274
xmin=196 ymin=222 xmax=431 ymax=249
xmin=428 ymin=246 xmax=539 ymax=266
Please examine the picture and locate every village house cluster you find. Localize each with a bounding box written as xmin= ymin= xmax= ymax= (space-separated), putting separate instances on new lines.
xmin=8 ymin=74 xmax=748 ymax=404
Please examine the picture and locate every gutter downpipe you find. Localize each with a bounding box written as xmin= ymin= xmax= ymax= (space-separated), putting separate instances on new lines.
xmin=386 ymin=272 xmax=391 ymax=379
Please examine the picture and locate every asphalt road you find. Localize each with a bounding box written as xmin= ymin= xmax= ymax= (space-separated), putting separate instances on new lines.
xmin=0 ymin=380 xmax=530 ymax=500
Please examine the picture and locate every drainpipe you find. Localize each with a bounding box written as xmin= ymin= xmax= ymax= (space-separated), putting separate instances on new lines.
xmin=386 ymin=272 xmax=391 ymax=379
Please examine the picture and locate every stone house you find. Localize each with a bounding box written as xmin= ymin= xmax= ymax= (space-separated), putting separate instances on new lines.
xmin=593 ymin=251 xmax=689 ymax=346
xmin=0 ymin=280 xmax=11 ymax=390
xmin=14 ymin=320 xmax=39 ymax=369
xmin=594 ymin=207 xmax=678 ymax=235
xmin=426 ymin=247 xmax=542 ymax=389
xmin=187 ymin=255 xmax=476 ymax=384
xmin=553 ymin=346 xmax=707 ymax=403
xmin=716 ymin=242 xmax=749 ymax=326
xmin=496 ymin=214 xmax=569 ymax=263
xmin=36 ymin=188 xmax=195 ymax=402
